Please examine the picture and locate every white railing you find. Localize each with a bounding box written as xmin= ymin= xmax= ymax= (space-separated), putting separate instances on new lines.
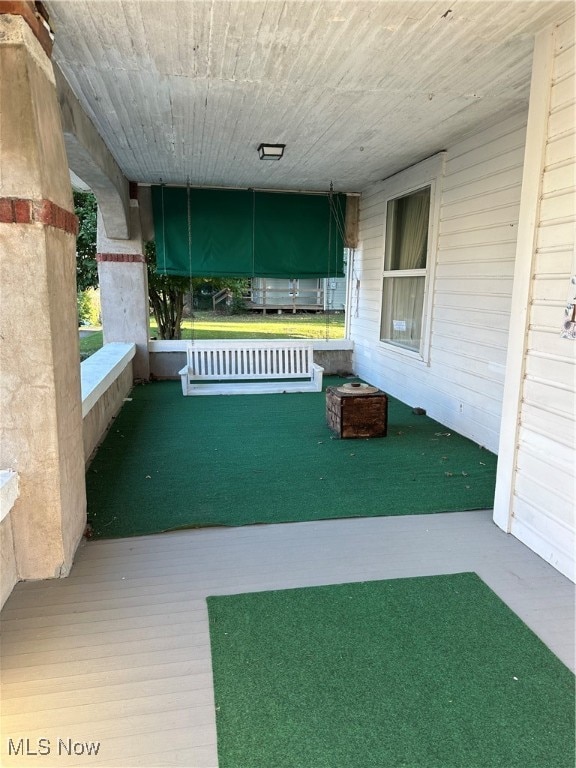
xmin=212 ymin=288 xmax=231 ymax=310
xmin=245 ymin=286 xmax=324 ymax=310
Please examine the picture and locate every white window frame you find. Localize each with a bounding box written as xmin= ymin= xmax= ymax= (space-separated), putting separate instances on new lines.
xmin=379 ymin=153 xmax=445 ymax=364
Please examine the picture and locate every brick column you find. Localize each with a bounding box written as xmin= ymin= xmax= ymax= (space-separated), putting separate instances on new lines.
xmin=0 ymin=8 xmax=87 ymax=579
xmin=97 ymin=199 xmax=150 ymax=381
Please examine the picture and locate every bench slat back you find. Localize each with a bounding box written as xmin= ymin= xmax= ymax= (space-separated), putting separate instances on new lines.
xmin=186 ymin=341 xmax=314 ymax=381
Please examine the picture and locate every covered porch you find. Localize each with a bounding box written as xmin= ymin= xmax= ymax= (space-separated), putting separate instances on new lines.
xmin=1 ymin=1 xmax=575 ymax=765
xmin=2 ymin=0 xmax=574 ymax=597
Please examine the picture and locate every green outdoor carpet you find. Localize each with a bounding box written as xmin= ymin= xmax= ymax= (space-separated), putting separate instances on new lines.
xmin=86 ymin=379 xmax=497 ymax=538
xmin=207 ymin=573 xmax=575 ymax=768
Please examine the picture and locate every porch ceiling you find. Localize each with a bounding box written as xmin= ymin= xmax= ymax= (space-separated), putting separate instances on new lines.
xmin=46 ymin=0 xmax=571 ymax=193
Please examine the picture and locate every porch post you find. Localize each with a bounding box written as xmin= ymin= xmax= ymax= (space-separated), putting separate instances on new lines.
xmin=0 ymin=8 xmax=87 ymax=579
xmin=96 ymin=196 xmax=150 ymax=381
xmin=493 ymin=27 xmax=555 ymax=532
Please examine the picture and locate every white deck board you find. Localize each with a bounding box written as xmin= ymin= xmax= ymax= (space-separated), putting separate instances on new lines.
xmin=1 ymin=510 xmax=574 ymax=767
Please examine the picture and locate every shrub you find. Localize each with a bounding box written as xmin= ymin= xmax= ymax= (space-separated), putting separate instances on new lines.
xmin=77 ymin=288 xmax=100 ymax=326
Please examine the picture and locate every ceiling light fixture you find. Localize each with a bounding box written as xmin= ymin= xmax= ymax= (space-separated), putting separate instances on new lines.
xmin=257 ymin=143 xmax=286 ymax=160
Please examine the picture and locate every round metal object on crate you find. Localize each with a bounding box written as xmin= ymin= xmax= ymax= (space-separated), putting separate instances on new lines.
xmin=336 ymin=382 xmax=380 ymax=395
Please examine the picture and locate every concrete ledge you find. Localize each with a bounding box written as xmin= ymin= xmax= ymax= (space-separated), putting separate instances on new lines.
xmin=149 ymin=338 xmax=354 ymax=378
xmin=0 ymin=470 xmax=19 ymax=525
xmin=81 ymin=342 xmax=136 ymax=418
xmin=0 ymin=470 xmax=19 ymax=609
xmin=148 ymin=339 xmax=354 ymax=352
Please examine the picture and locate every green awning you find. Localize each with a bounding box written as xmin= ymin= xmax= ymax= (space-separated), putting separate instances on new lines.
xmin=151 ymin=186 xmax=346 ymax=278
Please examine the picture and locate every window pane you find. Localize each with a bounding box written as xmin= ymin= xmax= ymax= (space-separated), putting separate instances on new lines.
xmin=380 ymin=276 xmax=425 ymax=351
xmin=384 ymin=187 xmax=430 ymax=271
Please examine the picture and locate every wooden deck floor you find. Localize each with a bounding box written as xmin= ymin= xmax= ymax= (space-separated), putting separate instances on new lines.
xmin=1 ymin=510 xmax=574 ymax=767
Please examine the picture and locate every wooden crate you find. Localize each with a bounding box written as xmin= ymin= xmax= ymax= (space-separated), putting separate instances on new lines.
xmin=326 ymin=386 xmax=388 ymax=438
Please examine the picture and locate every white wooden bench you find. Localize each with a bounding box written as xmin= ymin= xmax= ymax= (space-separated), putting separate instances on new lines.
xmin=179 ymin=340 xmax=324 ymax=395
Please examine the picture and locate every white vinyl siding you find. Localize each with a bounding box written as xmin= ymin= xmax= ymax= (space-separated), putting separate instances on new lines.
xmin=251 ymin=278 xmax=322 ymax=307
xmin=350 ymin=113 xmax=528 ymax=452
xmin=325 ymin=277 xmax=346 ymax=311
xmin=509 ymin=16 xmax=575 ymax=580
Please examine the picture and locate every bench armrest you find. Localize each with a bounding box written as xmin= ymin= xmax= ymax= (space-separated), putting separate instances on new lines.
xmin=311 ymin=362 xmax=324 ymax=392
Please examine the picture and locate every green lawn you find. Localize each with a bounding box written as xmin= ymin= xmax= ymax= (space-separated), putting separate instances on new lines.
xmin=161 ymin=311 xmax=345 ymax=340
xmin=79 ymin=311 xmax=345 ymax=357
xmin=79 ymin=330 xmax=104 ymax=357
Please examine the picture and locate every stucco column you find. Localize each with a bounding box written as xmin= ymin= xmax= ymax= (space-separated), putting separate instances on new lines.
xmin=0 ymin=11 xmax=87 ymax=579
xmin=97 ymin=200 xmax=150 ymax=380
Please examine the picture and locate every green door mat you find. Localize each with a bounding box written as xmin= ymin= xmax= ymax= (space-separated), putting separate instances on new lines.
xmin=86 ymin=380 xmax=497 ymax=538
xmin=207 ymin=573 xmax=575 ymax=768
